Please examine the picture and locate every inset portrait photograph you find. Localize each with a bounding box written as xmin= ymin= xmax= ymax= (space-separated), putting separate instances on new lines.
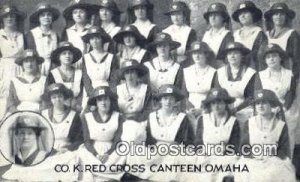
xmin=0 ymin=111 xmax=54 ymax=166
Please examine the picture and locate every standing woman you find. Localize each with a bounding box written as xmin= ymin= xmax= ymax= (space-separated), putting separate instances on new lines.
xmin=0 ymin=5 xmax=26 ymax=119
xmin=235 ymin=89 xmax=296 ymax=182
xmin=214 ymin=42 xmax=256 ymax=122
xmin=78 ymin=86 xmax=125 ymax=181
xmin=182 ymin=41 xmax=216 ymax=134
xmin=47 ymin=42 xmax=83 ymax=112
xmin=163 ymin=1 xmax=197 ymax=66
xmin=255 ymin=44 xmax=298 ymax=157
xmin=113 ymin=25 xmax=151 ymax=67
xmin=232 ymin=1 xmax=267 ymax=71
xmin=26 ymin=3 xmax=60 ymax=76
xmin=61 ymin=0 xmax=97 ymax=58
xmin=126 ymin=0 xmax=159 ymax=45
xmin=81 ymin=26 xmax=118 ymax=111
xmin=144 ymin=32 xmax=183 ymax=92
xmin=264 ymin=2 xmax=300 ymax=76
xmin=97 ymin=0 xmax=121 ymax=53
xmin=202 ymin=3 xmax=233 ymax=69
xmin=41 ymin=83 xmax=83 ymax=152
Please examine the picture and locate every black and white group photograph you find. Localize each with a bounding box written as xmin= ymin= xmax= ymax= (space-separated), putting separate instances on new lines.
xmin=0 ymin=0 xmax=299 ymax=181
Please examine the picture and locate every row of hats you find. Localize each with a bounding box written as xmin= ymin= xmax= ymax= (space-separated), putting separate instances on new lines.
xmin=0 ymin=1 xmax=296 ymax=25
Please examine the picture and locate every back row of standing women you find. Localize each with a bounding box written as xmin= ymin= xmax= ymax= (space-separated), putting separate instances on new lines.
xmin=0 ymin=0 xmax=299 ymax=181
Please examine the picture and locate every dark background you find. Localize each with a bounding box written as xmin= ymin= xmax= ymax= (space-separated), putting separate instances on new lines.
xmin=1 ymin=0 xmax=300 ymax=39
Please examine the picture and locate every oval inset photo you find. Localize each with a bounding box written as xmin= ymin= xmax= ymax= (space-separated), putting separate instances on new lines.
xmin=0 ymin=111 xmax=54 ymax=166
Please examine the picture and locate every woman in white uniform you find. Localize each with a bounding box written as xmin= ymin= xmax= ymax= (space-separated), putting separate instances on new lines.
xmin=232 ymin=1 xmax=267 ymax=71
xmin=78 ymin=86 xmax=125 ymax=181
xmin=264 ymin=2 xmax=300 ymax=76
xmin=144 ymin=32 xmax=183 ymax=92
xmin=202 ymin=3 xmax=233 ymax=69
xmin=163 ymin=1 xmax=197 ymax=67
xmin=235 ymin=89 xmax=296 ymax=182
xmin=214 ymin=42 xmax=256 ymax=122
xmin=182 ymin=41 xmax=216 ymax=134
xmin=126 ymin=0 xmax=159 ymax=45
xmin=61 ymin=0 xmax=97 ymax=59
xmin=97 ymin=0 xmax=121 ymax=54
xmin=47 ymin=42 xmax=83 ymax=112
xmin=41 ymin=83 xmax=83 ymax=152
xmin=255 ymin=43 xmax=298 ymax=158
xmin=81 ymin=26 xmax=118 ymax=111
xmin=113 ymin=25 xmax=152 ymax=67
xmin=7 ymin=49 xmax=47 ymax=113
xmin=26 ymin=3 xmax=60 ymax=76
xmin=0 ymin=5 xmax=25 ymax=119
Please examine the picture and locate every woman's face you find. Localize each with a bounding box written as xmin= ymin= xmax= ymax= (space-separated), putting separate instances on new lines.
xmin=209 ymin=13 xmax=224 ymax=27
xmin=72 ymin=8 xmax=87 ymax=24
xmin=160 ymin=95 xmax=176 ymax=109
xmin=89 ymin=36 xmax=103 ymax=49
xmin=227 ymin=50 xmax=242 ymax=67
xmin=210 ymin=100 xmax=227 ymax=115
xmin=134 ymin=5 xmax=147 ymax=20
xmin=16 ymin=128 xmax=37 ymax=150
xmin=22 ymin=58 xmax=38 ymax=74
xmin=272 ymin=12 xmax=287 ymax=27
xmin=99 ymin=8 xmax=113 ymax=22
xmin=3 ymin=14 xmax=17 ymax=28
xmin=59 ymin=50 xmax=74 ymax=66
xmin=192 ymin=52 xmax=207 ymax=65
xmin=265 ymin=52 xmax=281 ymax=69
xmin=123 ymin=34 xmax=136 ymax=47
xmin=238 ymin=11 xmax=253 ymax=26
xmin=124 ymin=69 xmax=139 ymax=83
xmin=156 ymin=43 xmax=170 ymax=56
xmin=39 ymin=11 xmax=53 ymax=26
xmin=255 ymin=101 xmax=272 ymax=116
xmin=50 ymin=93 xmax=65 ymax=108
xmin=96 ymin=96 xmax=111 ymax=113
xmin=170 ymin=11 xmax=185 ymax=26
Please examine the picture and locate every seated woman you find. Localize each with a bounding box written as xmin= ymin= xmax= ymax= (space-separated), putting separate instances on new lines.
xmin=125 ymin=84 xmax=194 ymax=182
xmin=113 ymin=25 xmax=152 ymax=67
xmin=26 ymin=2 xmax=60 ymax=76
xmin=144 ymin=32 xmax=183 ymax=92
xmin=126 ymin=0 xmax=159 ymax=45
xmin=183 ymin=41 xmax=216 ymax=133
xmin=7 ymin=49 xmax=47 ymax=113
xmin=47 ymin=42 xmax=83 ymax=112
xmin=255 ymin=43 xmax=298 ymax=157
xmin=41 ymin=83 xmax=83 ymax=152
xmin=235 ymin=89 xmax=296 ymax=182
xmin=78 ymin=86 xmax=125 ymax=181
xmin=163 ymin=1 xmax=197 ymax=66
xmin=214 ymin=42 xmax=256 ymax=122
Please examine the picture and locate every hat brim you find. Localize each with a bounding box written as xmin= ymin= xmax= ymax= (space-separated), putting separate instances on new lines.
xmin=264 ymin=9 xmax=295 ymax=20
xmin=232 ymin=7 xmax=262 ymax=23
xmin=154 ymin=92 xmax=185 ymax=102
xmin=0 ymin=11 xmax=26 ymax=21
xmin=263 ymin=49 xmax=288 ymax=60
xmin=63 ymin=4 xmax=98 ymax=20
xmin=97 ymin=5 xmax=121 ymax=14
xmin=30 ymin=8 xmax=60 ymax=24
xmin=119 ymin=64 xmax=148 ymax=79
xmin=82 ymin=32 xmax=111 ymax=43
xmin=221 ymin=47 xmax=250 ymax=59
xmin=42 ymin=89 xmax=74 ymax=101
xmin=113 ymin=31 xmax=146 ymax=45
xmin=129 ymin=3 xmax=154 ymax=10
xmin=147 ymin=40 xmax=181 ymax=51
xmin=87 ymin=92 xmax=118 ymax=106
xmin=203 ymin=11 xmax=230 ymax=23
xmin=164 ymin=9 xmax=185 ymax=16
xmin=202 ymin=96 xmax=235 ymax=106
xmin=15 ymin=56 xmax=44 ymax=66
xmin=51 ymin=46 xmax=82 ymax=65
xmin=252 ymin=98 xmax=282 ymax=108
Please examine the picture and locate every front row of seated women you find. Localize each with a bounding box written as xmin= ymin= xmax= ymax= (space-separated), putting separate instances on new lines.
xmin=2 ymin=81 xmax=297 ymax=181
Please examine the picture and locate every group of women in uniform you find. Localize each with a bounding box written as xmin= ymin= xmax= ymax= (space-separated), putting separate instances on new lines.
xmin=0 ymin=0 xmax=299 ymax=181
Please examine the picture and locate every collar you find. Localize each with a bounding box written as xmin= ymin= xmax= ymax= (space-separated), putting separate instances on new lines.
xmin=92 ymin=110 xmax=113 ymax=123
xmin=0 ymin=28 xmax=20 ymax=40
xmin=208 ymin=26 xmax=227 ymax=35
xmin=255 ymin=114 xmax=278 ymax=132
xmin=32 ymin=27 xmax=55 ymax=38
xmin=17 ymin=145 xmax=38 ymax=162
xmin=17 ymin=74 xmax=42 ymax=83
xmin=101 ymin=22 xmax=117 ymax=34
xmin=48 ymin=106 xmax=71 ymax=123
xmin=69 ymin=24 xmax=91 ymax=32
xmin=89 ymin=51 xmax=109 ymax=64
xmin=209 ymin=111 xmax=230 ymax=126
xmin=226 ymin=64 xmax=246 ymax=81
